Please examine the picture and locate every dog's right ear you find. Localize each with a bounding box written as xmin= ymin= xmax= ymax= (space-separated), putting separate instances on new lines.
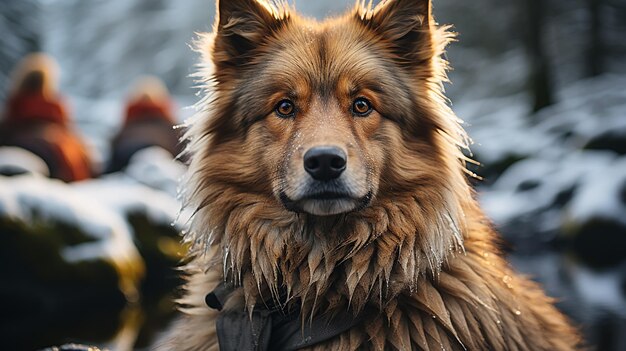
xmin=213 ymin=0 xmax=288 ymax=68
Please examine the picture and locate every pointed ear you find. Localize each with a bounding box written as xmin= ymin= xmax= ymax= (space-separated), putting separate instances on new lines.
xmin=357 ymin=0 xmax=432 ymax=65
xmin=213 ymin=0 xmax=288 ymax=67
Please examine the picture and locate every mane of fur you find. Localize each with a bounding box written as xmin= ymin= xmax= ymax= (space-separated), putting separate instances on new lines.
xmin=156 ymin=1 xmax=580 ymax=350
xmin=182 ymin=14 xmax=467 ymax=314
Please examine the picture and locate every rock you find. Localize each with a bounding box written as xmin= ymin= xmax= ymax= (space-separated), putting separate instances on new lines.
xmin=585 ymin=130 xmax=626 ymax=155
xmin=126 ymin=212 xmax=185 ymax=297
xmin=0 ymin=175 xmax=144 ymax=349
xmin=569 ymin=218 xmax=626 ymax=268
xmin=74 ymin=170 xmax=186 ymax=297
xmin=0 ymin=146 xmax=50 ymax=176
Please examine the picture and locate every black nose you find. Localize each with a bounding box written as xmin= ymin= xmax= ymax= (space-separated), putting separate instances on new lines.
xmin=303 ymin=146 xmax=347 ymax=181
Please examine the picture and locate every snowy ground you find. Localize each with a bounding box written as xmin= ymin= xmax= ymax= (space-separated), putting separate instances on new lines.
xmin=0 ymin=174 xmax=142 ymax=270
xmin=0 ymin=146 xmax=185 ymax=294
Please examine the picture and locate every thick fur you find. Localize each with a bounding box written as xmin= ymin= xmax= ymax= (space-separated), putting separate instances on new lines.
xmin=155 ymin=0 xmax=580 ymax=350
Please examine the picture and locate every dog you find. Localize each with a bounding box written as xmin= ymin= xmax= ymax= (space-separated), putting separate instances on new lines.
xmin=156 ymin=0 xmax=580 ymax=349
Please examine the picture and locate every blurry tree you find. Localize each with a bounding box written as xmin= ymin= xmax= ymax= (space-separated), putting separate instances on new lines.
xmin=0 ymin=0 xmax=41 ymax=103
xmin=587 ymin=0 xmax=604 ymax=77
xmin=607 ymin=0 xmax=626 ymax=73
xmin=584 ymin=0 xmax=621 ymax=78
xmin=525 ymin=0 xmax=554 ymax=112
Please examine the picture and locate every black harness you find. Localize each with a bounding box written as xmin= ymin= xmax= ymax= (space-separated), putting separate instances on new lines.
xmin=206 ymin=284 xmax=367 ymax=351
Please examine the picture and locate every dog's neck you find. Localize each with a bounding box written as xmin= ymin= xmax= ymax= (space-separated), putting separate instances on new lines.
xmin=185 ymin=184 xmax=469 ymax=317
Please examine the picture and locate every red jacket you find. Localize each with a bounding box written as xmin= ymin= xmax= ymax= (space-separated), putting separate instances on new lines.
xmin=1 ymin=92 xmax=92 ymax=182
xmin=5 ymin=92 xmax=69 ymax=126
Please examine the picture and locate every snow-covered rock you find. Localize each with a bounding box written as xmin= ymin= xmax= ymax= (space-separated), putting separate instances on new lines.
xmin=0 ymin=174 xmax=144 ymax=297
xmin=75 ymin=173 xmax=180 ymax=229
xmin=0 ymin=147 xmax=186 ymax=349
xmin=0 ymin=144 xmax=187 ymax=299
xmin=563 ymin=156 xmax=626 ymax=268
xmin=0 ymin=173 xmax=145 ymax=349
xmin=75 ymin=166 xmax=187 ymax=294
xmin=536 ymin=74 xmax=626 ymax=154
xmin=0 ymin=146 xmax=50 ymax=176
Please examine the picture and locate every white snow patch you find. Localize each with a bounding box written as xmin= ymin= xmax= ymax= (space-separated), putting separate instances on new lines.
xmin=0 ymin=147 xmax=50 ymax=176
xmin=570 ymin=264 xmax=626 ymax=317
xmin=125 ymin=146 xmax=186 ymax=197
xmin=565 ymin=156 xmax=626 ymax=226
xmin=0 ymin=175 xmax=140 ymax=267
xmin=75 ymin=173 xmax=181 ymax=229
xmin=481 ymin=149 xmax=626 ymax=234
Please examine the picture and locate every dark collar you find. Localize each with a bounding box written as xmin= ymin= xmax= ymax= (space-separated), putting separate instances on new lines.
xmin=206 ymin=283 xmax=367 ymax=351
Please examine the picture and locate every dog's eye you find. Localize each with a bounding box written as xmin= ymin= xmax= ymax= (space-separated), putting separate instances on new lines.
xmin=275 ymin=99 xmax=295 ymax=118
xmin=352 ymin=98 xmax=373 ymax=117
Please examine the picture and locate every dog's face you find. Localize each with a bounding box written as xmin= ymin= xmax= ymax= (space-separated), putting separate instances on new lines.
xmin=255 ymin=25 xmax=408 ymax=216
xmin=202 ymin=0 xmax=455 ymax=218
xmin=269 ymin=88 xmax=378 ymax=216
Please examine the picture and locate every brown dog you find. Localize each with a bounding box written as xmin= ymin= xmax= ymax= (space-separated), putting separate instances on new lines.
xmin=156 ymin=0 xmax=580 ymax=349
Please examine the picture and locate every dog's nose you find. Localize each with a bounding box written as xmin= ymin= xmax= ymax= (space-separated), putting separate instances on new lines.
xmin=303 ymin=146 xmax=346 ymax=181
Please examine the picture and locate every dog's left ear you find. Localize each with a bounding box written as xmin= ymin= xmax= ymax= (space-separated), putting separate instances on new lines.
xmin=356 ymin=0 xmax=432 ymax=66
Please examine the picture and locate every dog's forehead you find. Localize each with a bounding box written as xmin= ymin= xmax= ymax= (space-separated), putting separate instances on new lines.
xmin=254 ymin=19 xmax=391 ymax=95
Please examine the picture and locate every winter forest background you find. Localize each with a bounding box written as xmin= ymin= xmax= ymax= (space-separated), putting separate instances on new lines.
xmin=1 ymin=0 xmax=625 ymax=350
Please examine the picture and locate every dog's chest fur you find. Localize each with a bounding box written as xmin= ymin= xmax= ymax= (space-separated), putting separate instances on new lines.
xmin=157 ymin=210 xmax=579 ymax=350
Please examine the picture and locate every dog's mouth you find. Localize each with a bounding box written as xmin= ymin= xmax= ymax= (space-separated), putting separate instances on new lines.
xmin=280 ymin=190 xmax=372 ymax=216
xmin=305 ymin=191 xmax=351 ymax=200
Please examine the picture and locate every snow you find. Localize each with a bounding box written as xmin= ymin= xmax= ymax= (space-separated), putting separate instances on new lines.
xmin=124 ymin=146 xmax=186 ymax=197
xmin=75 ymin=173 xmax=180 ymax=229
xmin=0 ymin=147 xmax=184 ymax=265
xmin=566 ymin=156 xmax=626 ymax=226
xmin=455 ymin=93 xmax=544 ymax=165
xmin=571 ymin=264 xmax=626 ymax=317
xmin=459 ymin=73 xmax=626 ymax=166
xmin=481 ymin=151 xmax=616 ymax=230
xmin=475 ymin=74 xmax=626 ymax=232
xmin=535 ymin=74 xmax=626 ymax=147
xmin=0 ymin=147 xmax=50 ymax=176
xmin=0 ymin=174 xmax=141 ymax=268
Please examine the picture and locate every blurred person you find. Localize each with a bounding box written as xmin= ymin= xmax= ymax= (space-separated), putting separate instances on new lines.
xmin=0 ymin=53 xmax=93 ymax=182
xmin=107 ymin=76 xmax=181 ymax=173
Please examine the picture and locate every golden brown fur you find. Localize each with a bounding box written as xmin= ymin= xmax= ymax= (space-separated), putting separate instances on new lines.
xmin=155 ymin=0 xmax=580 ymax=349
